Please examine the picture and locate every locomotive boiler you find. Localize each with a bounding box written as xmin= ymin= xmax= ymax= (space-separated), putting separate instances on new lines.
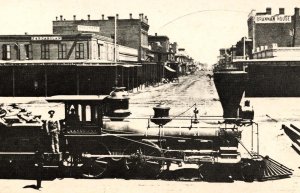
xmin=0 ymin=84 xmax=293 ymax=182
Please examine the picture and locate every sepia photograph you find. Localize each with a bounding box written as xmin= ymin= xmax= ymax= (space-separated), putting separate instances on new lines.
xmin=0 ymin=0 xmax=299 ymax=192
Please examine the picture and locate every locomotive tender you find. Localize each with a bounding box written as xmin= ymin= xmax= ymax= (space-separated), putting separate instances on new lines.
xmin=0 ymin=84 xmax=293 ymax=182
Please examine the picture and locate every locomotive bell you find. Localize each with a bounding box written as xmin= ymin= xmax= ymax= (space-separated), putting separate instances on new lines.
xmin=150 ymin=103 xmax=171 ymax=126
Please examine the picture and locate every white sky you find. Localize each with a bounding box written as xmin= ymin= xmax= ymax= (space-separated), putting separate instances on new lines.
xmin=0 ymin=0 xmax=300 ymax=64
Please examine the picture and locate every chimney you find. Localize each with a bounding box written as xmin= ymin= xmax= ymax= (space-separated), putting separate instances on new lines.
xmin=73 ymin=15 xmax=76 ymax=20
xmin=145 ymin=15 xmax=148 ymax=23
xmin=87 ymin=14 xmax=90 ymax=20
xmin=266 ymin=7 xmax=272 ymax=15
xmin=295 ymin=7 xmax=300 ymax=15
xmin=102 ymin=14 xmax=105 ymax=20
xmin=107 ymin=16 xmax=115 ymax=20
xmin=139 ymin=13 xmax=144 ymax=20
xmin=129 ymin=13 xmax=132 ymax=19
xmin=155 ymin=33 xmax=157 ymax=36
xmin=56 ymin=16 xmax=58 ymax=21
xmin=279 ymin=8 xmax=285 ymax=14
xmin=60 ymin=15 xmax=63 ymax=21
xmin=116 ymin=14 xmax=119 ymax=20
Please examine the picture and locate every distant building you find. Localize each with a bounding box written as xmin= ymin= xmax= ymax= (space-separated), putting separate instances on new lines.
xmin=147 ymin=33 xmax=175 ymax=82
xmin=175 ymin=48 xmax=189 ymax=75
xmin=148 ymin=33 xmax=172 ymax=63
xmin=148 ymin=33 xmax=194 ymax=80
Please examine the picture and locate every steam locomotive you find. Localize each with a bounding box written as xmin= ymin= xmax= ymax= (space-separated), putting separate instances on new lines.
xmin=0 ymin=76 xmax=293 ymax=182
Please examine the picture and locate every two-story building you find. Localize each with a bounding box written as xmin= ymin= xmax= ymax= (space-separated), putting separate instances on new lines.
xmin=148 ymin=33 xmax=179 ymax=82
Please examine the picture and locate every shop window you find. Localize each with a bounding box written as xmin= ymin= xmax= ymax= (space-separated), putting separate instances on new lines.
xmin=25 ymin=44 xmax=32 ymax=59
xmin=75 ymin=43 xmax=84 ymax=59
xmin=2 ymin=44 xmax=11 ymax=60
xmin=98 ymin=44 xmax=101 ymax=59
xmin=58 ymin=43 xmax=67 ymax=59
xmin=101 ymin=44 xmax=107 ymax=60
xmin=41 ymin=44 xmax=50 ymax=59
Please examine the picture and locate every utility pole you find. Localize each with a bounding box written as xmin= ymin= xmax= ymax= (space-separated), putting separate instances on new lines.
xmin=114 ymin=14 xmax=118 ymax=87
xmin=114 ymin=14 xmax=117 ymax=62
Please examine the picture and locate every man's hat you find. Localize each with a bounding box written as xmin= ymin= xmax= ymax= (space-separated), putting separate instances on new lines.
xmin=20 ymin=107 xmax=27 ymax=112
xmin=48 ymin=110 xmax=55 ymax=114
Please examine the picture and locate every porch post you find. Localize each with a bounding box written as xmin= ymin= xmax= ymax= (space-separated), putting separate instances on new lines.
xmin=76 ymin=67 xmax=80 ymax=95
xmin=12 ymin=67 xmax=15 ymax=97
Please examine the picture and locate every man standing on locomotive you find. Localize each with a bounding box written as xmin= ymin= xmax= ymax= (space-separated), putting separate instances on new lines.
xmin=46 ymin=110 xmax=60 ymax=153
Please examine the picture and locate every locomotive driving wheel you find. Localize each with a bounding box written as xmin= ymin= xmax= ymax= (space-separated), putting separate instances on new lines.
xmin=241 ymin=160 xmax=255 ymax=182
xmin=81 ymin=144 xmax=111 ymax=179
xmin=123 ymin=140 xmax=163 ymax=179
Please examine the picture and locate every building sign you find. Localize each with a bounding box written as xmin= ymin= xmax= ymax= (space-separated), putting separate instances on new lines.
xmin=77 ymin=25 xmax=100 ymax=32
xmin=255 ymin=15 xmax=292 ymax=23
xmin=31 ymin=36 xmax=62 ymax=41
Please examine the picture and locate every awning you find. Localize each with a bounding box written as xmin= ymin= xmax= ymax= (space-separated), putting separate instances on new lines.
xmin=164 ymin=65 xmax=176 ymax=72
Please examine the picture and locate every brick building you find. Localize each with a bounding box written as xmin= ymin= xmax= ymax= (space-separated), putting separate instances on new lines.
xmin=224 ymin=8 xmax=300 ymax=97
xmin=51 ymin=14 xmax=164 ymax=90
xmin=53 ymin=14 xmax=149 ymax=61
xmin=248 ymin=7 xmax=300 ymax=51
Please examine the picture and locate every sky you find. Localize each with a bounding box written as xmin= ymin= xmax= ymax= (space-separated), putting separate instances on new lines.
xmin=1 ymin=0 xmax=300 ymax=65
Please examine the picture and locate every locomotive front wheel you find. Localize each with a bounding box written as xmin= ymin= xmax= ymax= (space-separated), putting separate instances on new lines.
xmin=124 ymin=141 xmax=162 ymax=179
xmin=81 ymin=157 xmax=110 ymax=178
xmin=241 ymin=162 xmax=255 ymax=182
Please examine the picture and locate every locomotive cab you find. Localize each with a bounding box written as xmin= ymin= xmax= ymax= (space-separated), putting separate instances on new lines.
xmin=46 ymin=95 xmax=107 ymax=134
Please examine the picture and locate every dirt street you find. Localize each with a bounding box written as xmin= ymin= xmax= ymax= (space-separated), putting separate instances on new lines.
xmin=1 ymin=70 xmax=300 ymax=193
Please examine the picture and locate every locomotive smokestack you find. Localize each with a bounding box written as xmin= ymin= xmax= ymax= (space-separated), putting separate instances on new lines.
xmin=213 ymin=71 xmax=248 ymax=119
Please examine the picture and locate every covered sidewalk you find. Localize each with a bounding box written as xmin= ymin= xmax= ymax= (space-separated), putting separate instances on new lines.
xmin=0 ymin=60 xmax=141 ymax=96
